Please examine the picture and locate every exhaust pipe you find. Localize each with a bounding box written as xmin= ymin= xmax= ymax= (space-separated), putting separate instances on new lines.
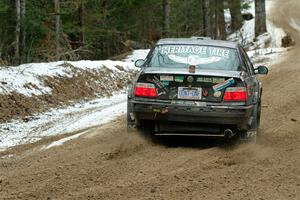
xmin=224 ymin=129 xmax=235 ymax=138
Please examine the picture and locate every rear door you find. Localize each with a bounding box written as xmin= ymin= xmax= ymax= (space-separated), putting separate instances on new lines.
xmin=239 ymin=46 xmax=259 ymax=105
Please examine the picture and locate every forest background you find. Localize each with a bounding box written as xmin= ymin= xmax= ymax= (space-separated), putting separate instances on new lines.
xmin=0 ymin=0 xmax=267 ymax=65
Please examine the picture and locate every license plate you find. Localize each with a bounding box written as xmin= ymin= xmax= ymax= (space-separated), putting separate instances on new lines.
xmin=178 ymin=87 xmax=202 ymax=100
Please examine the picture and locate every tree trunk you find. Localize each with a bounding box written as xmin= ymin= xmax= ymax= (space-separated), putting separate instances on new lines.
xmin=216 ymin=0 xmax=226 ymax=39
xmin=229 ymin=0 xmax=243 ymax=32
xmin=54 ymin=0 xmax=60 ymax=61
xmin=79 ymin=0 xmax=85 ymax=46
xmin=162 ymin=0 xmax=170 ymax=37
xmin=202 ymin=0 xmax=211 ymax=37
xmin=15 ymin=0 xmax=21 ymax=64
xmin=20 ymin=0 xmax=26 ymax=62
xmin=210 ymin=0 xmax=217 ymax=39
xmin=255 ymin=0 xmax=267 ymax=37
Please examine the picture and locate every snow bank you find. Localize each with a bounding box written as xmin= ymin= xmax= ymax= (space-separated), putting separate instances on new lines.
xmin=0 ymin=50 xmax=149 ymax=150
xmin=0 ymin=93 xmax=127 ymax=149
xmin=247 ymin=47 xmax=287 ymax=66
xmin=228 ymin=0 xmax=286 ymax=49
xmin=0 ymin=50 xmax=148 ymax=97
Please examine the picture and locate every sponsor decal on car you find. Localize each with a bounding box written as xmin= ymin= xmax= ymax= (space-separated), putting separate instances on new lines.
xmin=202 ymin=89 xmax=209 ymax=97
xmin=187 ymin=75 xmax=194 ymax=83
xmin=160 ymin=75 xmax=173 ymax=81
xmin=212 ymin=77 xmax=226 ymax=83
xmin=212 ymin=78 xmax=235 ymax=91
xmin=213 ymin=91 xmax=222 ymax=97
xmin=188 ymin=65 xmax=196 ymax=73
xmin=162 ymin=81 xmax=169 ymax=86
xmin=197 ymin=77 xmax=225 ymax=83
xmin=174 ymin=76 xmax=184 ymax=82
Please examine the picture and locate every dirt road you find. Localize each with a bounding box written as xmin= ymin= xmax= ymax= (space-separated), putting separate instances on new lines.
xmin=1 ymin=1 xmax=300 ymax=199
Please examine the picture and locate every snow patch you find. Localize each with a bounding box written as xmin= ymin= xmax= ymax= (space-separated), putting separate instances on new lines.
xmin=0 ymin=93 xmax=127 ymax=150
xmin=227 ymin=0 xmax=286 ymax=49
xmin=247 ymin=48 xmax=287 ymax=66
xmin=43 ymin=130 xmax=89 ymax=149
xmin=0 ymin=62 xmax=68 ymax=96
xmin=123 ymin=49 xmax=150 ymax=63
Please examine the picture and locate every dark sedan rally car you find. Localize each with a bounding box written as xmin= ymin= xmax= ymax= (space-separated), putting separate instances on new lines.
xmin=127 ymin=37 xmax=268 ymax=141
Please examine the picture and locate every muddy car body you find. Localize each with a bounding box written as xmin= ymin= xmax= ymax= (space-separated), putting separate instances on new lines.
xmin=127 ymin=37 xmax=268 ymax=140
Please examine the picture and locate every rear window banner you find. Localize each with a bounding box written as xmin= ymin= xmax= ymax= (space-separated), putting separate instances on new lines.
xmin=168 ymin=54 xmax=222 ymax=65
xmin=150 ymin=45 xmax=240 ymax=71
xmin=159 ymin=45 xmax=231 ymax=59
xmin=160 ymin=45 xmax=207 ymax=55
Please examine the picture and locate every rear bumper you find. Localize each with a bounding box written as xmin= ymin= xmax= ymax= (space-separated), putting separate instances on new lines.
xmin=129 ymin=99 xmax=254 ymax=131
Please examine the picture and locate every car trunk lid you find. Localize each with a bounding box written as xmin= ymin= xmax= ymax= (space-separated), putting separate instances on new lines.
xmin=135 ymin=68 xmax=245 ymax=103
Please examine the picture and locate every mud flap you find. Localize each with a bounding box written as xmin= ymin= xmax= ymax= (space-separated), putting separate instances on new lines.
xmin=127 ymin=100 xmax=137 ymax=130
xmin=249 ymin=102 xmax=261 ymax=130
xmin=240 ymin=130 xmax=257 ymax=143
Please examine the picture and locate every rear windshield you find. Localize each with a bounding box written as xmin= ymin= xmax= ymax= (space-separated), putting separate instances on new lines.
xmin=147 ymin=45 xmax=240 ymax=71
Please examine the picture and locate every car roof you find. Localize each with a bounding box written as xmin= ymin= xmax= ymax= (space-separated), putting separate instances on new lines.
xmin=156 ymin=37 xmax=239 ymax=49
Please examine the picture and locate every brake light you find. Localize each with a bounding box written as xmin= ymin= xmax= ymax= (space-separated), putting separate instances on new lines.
xmin=223 ymin=87 xmax=247 ymax=101
xmin=134 ymin=83 xmax=158 ymax=97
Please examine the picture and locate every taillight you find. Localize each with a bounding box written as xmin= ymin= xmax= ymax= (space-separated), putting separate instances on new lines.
xmin=134 ymin=83 xmax=158 ymax=97
xmin=223 ymin=87 xmax=247 ymax=101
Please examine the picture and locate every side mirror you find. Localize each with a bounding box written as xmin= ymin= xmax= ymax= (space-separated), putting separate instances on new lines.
xmin=255 ymin=66 xmax=268 ymax=75
xmin=135 ymin=59 xmax=145 ymax=68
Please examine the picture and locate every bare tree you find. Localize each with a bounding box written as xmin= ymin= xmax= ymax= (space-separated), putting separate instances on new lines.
xmin=79 ymin=0 xmax=85 ymax=46
xmin=216 ymin=0 xmax=226 ymax=39
xmin=162 ymin=0 xmax=170 ymax=37
xmin=21 ymin=0 xmax=26 ymax=62
xmin=15 ymin=0 xmax=21 ymax=64
xmin=202 ymin=0 xmax=211 ymax=37
xmin=255 ymin=0 xmax=267 ymax=37
xmin=210 ymin=0 xmax=217 ymax=39
xmin=54 ymin=0 xmax=60 ymax=61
